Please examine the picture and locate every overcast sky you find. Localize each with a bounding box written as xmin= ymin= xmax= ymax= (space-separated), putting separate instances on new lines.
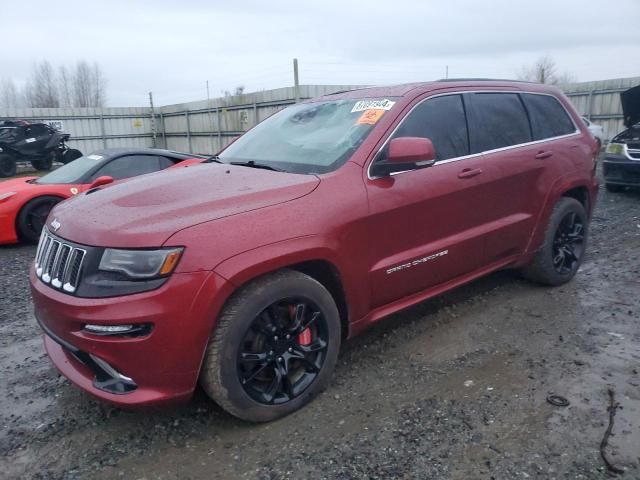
xmin=3 ymin=0 xmax=640 ymax=106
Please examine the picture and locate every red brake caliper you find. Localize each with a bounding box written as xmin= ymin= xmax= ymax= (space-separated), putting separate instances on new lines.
xmin=298 ymin=328 xmax=312 ymax=346
xmin=289 ymin=305 xmax=312 ymax=345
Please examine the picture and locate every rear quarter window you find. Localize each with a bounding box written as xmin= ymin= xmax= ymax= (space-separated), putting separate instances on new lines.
xmin=521 ymin=93 xmax=576 ymax=140
xmin=467 ymin=93 xmax=532 ymax=152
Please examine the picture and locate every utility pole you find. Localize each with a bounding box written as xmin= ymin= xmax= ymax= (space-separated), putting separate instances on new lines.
xmin=293 ymin=58 xmax=300 ymax=103
xmin=149 ymin=91 xmax=157 ymax=148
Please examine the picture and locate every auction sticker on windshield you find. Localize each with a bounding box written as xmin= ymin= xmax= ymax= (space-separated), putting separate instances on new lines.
xmin=356 ymin=109 xmax=386 ymax=125
xmin=351 ymin=99 xmax=395 ymax=112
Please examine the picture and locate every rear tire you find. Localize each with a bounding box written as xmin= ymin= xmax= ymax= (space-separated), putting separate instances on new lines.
xmin=0 ymin=153 xmax=16 ymax=177
xmin=200 ymin=270 xmax=341 ymax=422
xmin=522 ymin=197 xmax=588 ymax=286
xmin=31 ymin=155 xmax=53 ymax=171
xmin=62 ymin=148 xmax=82 ymax=164
xmin=605 ymin=183 xmax=624 ymax=193
xmin=17 ymin=195 xmax=64 ymax=243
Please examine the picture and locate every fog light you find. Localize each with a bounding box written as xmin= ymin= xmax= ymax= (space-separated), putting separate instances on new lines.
xmin=84 ymin=324 xmax=135 ymax=334
xmin=83 ymin=323 xmax=152 ymax=337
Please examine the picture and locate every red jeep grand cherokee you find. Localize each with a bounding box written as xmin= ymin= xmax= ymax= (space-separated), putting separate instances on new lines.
xmin=30 ymin=80 xmax=598 ymax=421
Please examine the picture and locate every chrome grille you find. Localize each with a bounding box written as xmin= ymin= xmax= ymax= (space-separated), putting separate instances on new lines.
xmin=34 ymin=229 xmax=86 ymax=294
xmin=627 ymin=148 xmax=640 ymax=160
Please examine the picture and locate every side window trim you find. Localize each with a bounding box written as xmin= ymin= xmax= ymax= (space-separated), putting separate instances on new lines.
xmin=517 ymin=93 xmax=536 ymax=141
xmin=367 ymin=90 xmax=581 ymax=179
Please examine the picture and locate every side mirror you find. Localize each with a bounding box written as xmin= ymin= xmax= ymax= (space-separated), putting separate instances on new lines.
xmin=89 ymin=175 xmax=114 ymax=189
xmin=372 ymin=137 xmax=436 ymax=177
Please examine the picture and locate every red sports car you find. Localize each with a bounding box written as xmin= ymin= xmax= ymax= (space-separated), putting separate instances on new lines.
xmin=0 ymin=148 xmax=204 ymax=244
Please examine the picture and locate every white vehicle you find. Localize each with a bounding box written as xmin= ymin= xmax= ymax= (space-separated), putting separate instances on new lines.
xmin=581 ymin=117 xmax=604 ymax=148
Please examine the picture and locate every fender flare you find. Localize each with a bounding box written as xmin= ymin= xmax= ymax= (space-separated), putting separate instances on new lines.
xmin=525 ymin=175 xmax=592 ymax=254
xmin=215 ymin=235 xmax=346 ymax=287
xmin=213 ymin=235 xmax=365 ymax=329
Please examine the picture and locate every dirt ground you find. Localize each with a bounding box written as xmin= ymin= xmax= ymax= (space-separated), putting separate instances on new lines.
xmin=1 ymin=172 xmax=639 ymax=479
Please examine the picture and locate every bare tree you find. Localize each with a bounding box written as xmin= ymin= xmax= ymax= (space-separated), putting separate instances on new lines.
xmin=25 ymin=61 xmax=60 ymax=107
xmin=518 ymin=55 xmax=576 ymax=85
xmin=72 ymin=61 xmax=106 ymax=107
xmin=4 ymin=60 xmax=107 ymax=110
xmin=0 ymin=78 xmax=21 ymax=109
xmin=223 ymin=85 xmax=246 ymax=97
xmin=90 ymin=62 xmax=107 ymax=107
xmin=58 ymin=65 xmax=73 ymax=108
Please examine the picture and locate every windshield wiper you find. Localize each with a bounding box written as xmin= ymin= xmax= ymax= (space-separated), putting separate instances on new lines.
xmin=229 ymin=160 xmax=283 ymax=172
xmin=204 ymin=155 xmax=224 ymax=163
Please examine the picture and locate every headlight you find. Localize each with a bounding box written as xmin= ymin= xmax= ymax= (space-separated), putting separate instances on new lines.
xmin=606 ymin=143 xmax=625 ymax=155
xmin=99 ymin=247 xmax=183 ymax=279
xmin=0 ymin=191 xmax=17 ymax=202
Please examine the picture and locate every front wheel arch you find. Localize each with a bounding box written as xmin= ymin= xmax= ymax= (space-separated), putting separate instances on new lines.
xmin=16 ymin=195 xmax=65 ymax=243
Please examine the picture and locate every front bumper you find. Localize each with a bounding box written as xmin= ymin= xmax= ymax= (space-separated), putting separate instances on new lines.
xmin=0 ymin=204 xmax=18 ymax=244
xmin=602 ymin=156 xmax=640 ymax=186
xmin=30 ymin=267 xmax=232 ymax=407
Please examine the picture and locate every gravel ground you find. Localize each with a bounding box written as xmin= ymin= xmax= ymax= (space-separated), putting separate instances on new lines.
xmin=1 ymin=172 xmax=639 ymax=479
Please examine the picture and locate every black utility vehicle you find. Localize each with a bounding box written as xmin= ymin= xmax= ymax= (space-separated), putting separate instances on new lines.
xmin=0 ymin=120 xmax=82 ymax=177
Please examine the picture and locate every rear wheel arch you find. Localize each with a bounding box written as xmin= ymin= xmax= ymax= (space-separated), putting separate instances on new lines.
xmin=526 ymin=181 xmax=593 ymax=257
xmin=561 ymin=185 xmax=590 ymax=215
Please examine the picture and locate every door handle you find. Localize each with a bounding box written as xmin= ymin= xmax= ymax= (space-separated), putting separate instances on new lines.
xmin=457 ymin=168 xmax=483 ymax=179
xmin=535 ymin=150 xmax=553 ymax=159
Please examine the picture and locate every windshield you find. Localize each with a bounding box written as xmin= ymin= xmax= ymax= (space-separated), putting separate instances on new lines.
xmin=36 ymin=153 xmax=105 ymax=184
xmin=218 ymin=98 xmax=398 ymax=174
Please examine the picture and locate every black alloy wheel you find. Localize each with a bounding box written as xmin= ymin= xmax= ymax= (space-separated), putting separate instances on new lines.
xmin=199 ymin=270 xmax=341 ymax=422
xmin=17 ymin=196 xmax=63 ymax=243
xmin=521 ymin=197 xmax=588 ymax=286
xmin=237 ymin=298 xmax=328 ymax=405
xmin=551 ymin=212 xmax=585 ymax=275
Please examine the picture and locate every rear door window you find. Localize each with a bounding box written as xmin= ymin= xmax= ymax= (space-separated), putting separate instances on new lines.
xmin=466 ymin=93 xmax=532 ymax=152
xmin=389 ymin=94 xmax=469 ymax=161
xmin=521 ymin=93 xmax=576 ymax=140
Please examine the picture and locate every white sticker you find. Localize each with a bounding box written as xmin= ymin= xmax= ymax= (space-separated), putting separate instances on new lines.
xmin=47 ymin=121 xmax=64 ymax=131
xmin=25 ymin=137 xmax=36 ymax=143
xmin=351 ymin=99 xmax=396 ymax=113
xmin=87 ymin=154 xmax=103 ymax=161
xmin=70 ymin=187 xmax=78 ymax=195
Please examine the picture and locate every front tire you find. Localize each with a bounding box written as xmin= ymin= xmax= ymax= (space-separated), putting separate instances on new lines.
xmin=31 ymin=155 xmax=53 ymax=171
xmin=200 ymin=270 xmax=341 ymax=422
xmin=17 ymin=196 xmax=64 ymax=243
xmin=0 ymin=153 xmax=16 ymax=177
xmin=522 ymin=197 xmax=588 ymax=286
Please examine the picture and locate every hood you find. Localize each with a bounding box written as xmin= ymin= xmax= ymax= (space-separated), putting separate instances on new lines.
xmin=621 ymin=85 xmax=640 ymax=128
xmin=0 ymin=176 xmax=39 ymax=193
xmin=50 ymin=163 xmax=320 ymax=247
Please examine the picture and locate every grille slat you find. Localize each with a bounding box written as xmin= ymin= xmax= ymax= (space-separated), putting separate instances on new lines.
xmin=627 ymin=148 xmax=640 ymax=160
xmin=34 ymin=229 xmax=86 ymax=294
